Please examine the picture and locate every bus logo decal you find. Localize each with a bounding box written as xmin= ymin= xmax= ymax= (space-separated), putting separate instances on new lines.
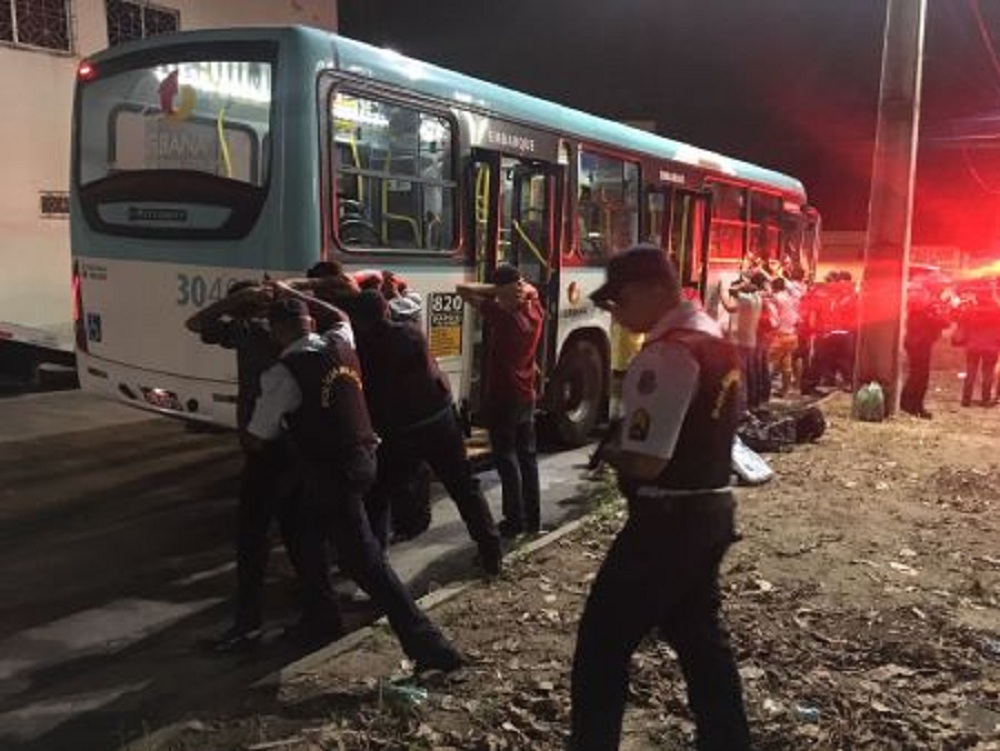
xmin=158 ymin=70 xmax=196 ymax=121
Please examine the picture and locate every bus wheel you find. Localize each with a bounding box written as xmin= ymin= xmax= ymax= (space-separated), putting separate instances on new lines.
xmin=545 ymin=339 xmax=605 ymax=447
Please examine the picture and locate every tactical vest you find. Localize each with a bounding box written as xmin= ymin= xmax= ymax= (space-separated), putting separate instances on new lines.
xmin=281 ymin=340 xmax=377 ymax=466
xmin=645 ymin=328 xmax=741 ymax=490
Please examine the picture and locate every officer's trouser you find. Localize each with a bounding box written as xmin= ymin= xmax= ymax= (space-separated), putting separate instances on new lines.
xmin=294 ymin=449 xmax=453 ymax=662
xmin=367 ymin=407 xmax=500 ymax=554
xmin=234 ymin=445 xmax=301 ymax=630
xmin=569 ymin=492 xmax=750 ymax=751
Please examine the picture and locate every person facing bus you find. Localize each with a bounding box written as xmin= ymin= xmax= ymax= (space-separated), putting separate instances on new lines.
xmin=184 ymin=281 xmax=297 ymax=653
xmin=457 ymin=264 xmax=544 ymax=538
xmin=767 ymin=276 xmax=801 ymax=397
xmin=350 ymin=289 xmax=503 ymax=576
xmin=243 ymin=297 xmax=464 ymax=671
xmin=572 ymin=244 xmax=751 ymax=751
xmin=722 ymin=274 xmax=763 ymax=412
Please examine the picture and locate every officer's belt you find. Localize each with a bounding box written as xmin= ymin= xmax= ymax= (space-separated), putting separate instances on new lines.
xmin=635 ymin=485 xmax=732 ymax=498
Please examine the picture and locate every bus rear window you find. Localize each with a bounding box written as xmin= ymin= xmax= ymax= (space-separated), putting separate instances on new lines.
xmin=76 ymin=57 xmax=273 ymax=238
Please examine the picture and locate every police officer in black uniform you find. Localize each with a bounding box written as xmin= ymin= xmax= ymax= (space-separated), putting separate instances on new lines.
xmin=350 ymin=290 xmax=503 ymax=576
xmin=244 ymin=298 xmax=463 ymax=670
xmin=569 ymin=245 xmax=751 ymax=750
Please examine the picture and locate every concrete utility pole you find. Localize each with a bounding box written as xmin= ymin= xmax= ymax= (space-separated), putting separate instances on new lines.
xmin=853 ymin=0 xmax=928 ymax=415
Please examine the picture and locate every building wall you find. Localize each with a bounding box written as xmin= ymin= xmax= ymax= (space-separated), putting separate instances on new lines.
xmin=0 ymin=0 xmax=336 ymax=347
xmin=820 ymin=230 xmax=964 ymax=281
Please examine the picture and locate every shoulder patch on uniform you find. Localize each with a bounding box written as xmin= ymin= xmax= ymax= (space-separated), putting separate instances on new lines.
xmin=320 ymin=365 xmax=362 ymax=408
xmin=627 ymin=408 xmax=651 ymax=442
xmin=712 ymin=368 xmax=741 ymax=420
xmin=637 ymin=369 xmax=657 ymax=395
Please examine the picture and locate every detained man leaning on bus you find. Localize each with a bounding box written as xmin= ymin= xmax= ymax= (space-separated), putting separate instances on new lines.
xmin=280 ymin=260 xmax=361 ymax=333
xmin=184 ymin=281 xmax=299 ymax=653
xmin=456 ymin=265 xmax=544 ymax=538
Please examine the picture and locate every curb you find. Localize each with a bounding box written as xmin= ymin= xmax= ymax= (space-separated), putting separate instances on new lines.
xmin=252 ymin=514 xmax=593 ymax=689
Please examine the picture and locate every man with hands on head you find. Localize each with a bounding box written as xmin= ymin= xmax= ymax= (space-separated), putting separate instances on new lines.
xmin=185 ymin=280 xmax=294 ymax=653
xmin=456 ymin=264 xmax=544 ymax=539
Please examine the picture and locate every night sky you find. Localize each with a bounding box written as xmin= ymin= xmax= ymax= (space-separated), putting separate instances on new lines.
xmin=339 ymin=1 xmax=1000 ymax=255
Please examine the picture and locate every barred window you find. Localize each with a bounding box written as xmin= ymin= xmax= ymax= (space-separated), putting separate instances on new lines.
xmin=0 ymin=0 xmax=72 ymax=52
xmin=106 ymin=0 xmax=179 ymax=46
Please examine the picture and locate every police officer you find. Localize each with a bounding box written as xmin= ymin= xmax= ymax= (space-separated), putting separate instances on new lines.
xmin=244 ymin=297 xmax=463 ymax=670
xmin=569 ymin=245 xmax=751 ymax=750
xmin=350 ymin=290 xmax=503 ymax=576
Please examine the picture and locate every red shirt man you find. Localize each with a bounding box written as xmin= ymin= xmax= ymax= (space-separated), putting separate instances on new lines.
xmin=458 ymin=264 xmax=544 ymax=537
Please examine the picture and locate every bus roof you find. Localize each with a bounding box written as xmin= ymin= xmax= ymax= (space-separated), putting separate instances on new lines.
xmin=87 ymin=25 xmax=807 ymax=202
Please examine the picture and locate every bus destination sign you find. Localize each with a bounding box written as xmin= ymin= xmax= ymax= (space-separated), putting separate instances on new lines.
xmin=469 ymin=116 xmax=560 ymax=161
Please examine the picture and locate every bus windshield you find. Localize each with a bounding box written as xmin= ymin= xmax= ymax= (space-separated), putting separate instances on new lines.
xmin=76 ymin=56 xmax=274 ymax=237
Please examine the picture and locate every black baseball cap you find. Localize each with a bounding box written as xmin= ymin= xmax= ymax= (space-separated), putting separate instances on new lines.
xmin=590 ymin=244 xmax=678 ymax=305
xmin=490 ymin=263 xmax=522 ymax=286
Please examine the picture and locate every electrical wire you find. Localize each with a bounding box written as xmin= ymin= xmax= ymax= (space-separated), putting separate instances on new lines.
xmin=968 ymin=0 xmax=1000 ymax=91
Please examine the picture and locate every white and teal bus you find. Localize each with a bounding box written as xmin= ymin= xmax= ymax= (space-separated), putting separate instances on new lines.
xmin=71 ymin=26 xmax=819 ymax=446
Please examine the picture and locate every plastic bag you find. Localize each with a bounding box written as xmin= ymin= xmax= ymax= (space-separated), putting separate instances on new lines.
xmin=853 ymin=381 xmax=885 ymax=422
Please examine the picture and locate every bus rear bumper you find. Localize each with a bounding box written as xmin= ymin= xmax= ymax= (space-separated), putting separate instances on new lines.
xmin=76 ymin=352 xmax=238 ymax=428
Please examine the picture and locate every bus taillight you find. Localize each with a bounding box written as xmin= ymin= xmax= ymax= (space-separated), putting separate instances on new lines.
xmin=77 ymin=60 xmax=97 ymax=83
xmin=72 ymin=261 xmax=88 ymax=354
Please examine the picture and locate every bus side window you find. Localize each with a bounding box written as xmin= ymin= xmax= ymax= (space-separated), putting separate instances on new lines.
xmin=577 ymin=150 xmax=639 ymax=264
xmin=331 ymin=91 xmax=456 ymax=251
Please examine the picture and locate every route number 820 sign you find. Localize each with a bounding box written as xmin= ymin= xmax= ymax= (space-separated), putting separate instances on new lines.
xmin=428 ymin=292 xmax=464 ymax=358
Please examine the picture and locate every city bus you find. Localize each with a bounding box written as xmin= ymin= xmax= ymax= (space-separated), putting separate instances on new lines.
xmin=71 ymin=26 xmax=820 ymax=446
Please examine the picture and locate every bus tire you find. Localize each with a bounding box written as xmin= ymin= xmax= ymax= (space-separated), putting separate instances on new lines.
xmin=545 ymin=338 xmax=605 ymax=447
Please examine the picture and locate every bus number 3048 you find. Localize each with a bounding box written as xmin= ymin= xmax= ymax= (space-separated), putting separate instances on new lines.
xmin=176 ymin=273 xmax=240 ymax=308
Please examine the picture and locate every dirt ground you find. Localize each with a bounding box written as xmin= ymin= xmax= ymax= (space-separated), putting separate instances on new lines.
xmin=133 ymin=369 xmax=1000 ymax=751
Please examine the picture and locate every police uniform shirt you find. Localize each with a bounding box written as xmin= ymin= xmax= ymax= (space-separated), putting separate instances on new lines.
xmin=313 ymin=306 xmax=357 ymax=349
xmin=619 ymin=301 xmax=724 ymax=462
xmin=247 ymin=330 xmax=352 ymax=441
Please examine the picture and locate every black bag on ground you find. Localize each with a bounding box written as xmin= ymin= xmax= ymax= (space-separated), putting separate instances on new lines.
xmin=737 ymin=413 xmax=797 ymax=453
xmin=738 ymin=404 xmax=826 ymax=453
xmin=793 ymin=405 xmax=826 ymax=443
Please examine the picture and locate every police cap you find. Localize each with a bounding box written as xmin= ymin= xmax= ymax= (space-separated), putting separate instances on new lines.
xmin=590 ymin=244 xmax=679 ymax=305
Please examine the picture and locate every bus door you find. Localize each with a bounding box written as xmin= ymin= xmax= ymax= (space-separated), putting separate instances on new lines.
xmin=467 ymin=150 xmax=564 ymax=422
xmin=662 ymin=188 xmax=711 ymax=299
